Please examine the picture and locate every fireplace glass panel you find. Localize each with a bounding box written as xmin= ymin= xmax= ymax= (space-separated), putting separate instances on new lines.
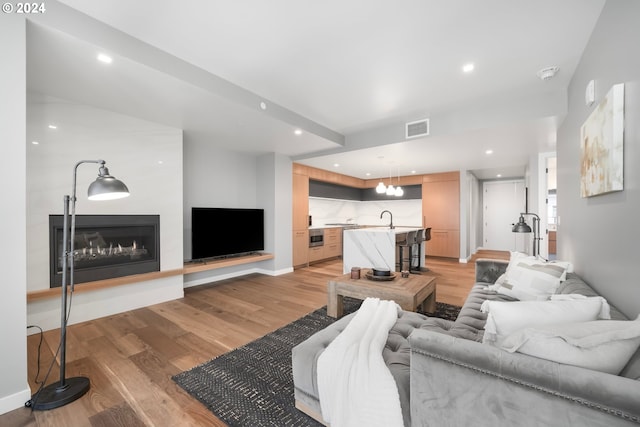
xmin=50 ymin=215 xmax=160 ymax=287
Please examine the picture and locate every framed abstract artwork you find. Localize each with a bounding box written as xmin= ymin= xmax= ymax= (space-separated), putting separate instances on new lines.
xmin=580 ymin=83 xmax=624 ymax=197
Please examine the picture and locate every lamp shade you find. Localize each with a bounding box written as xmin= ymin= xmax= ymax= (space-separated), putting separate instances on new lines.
xmin=376 ymin=181 xmax=386 ymax=194
xmin=88 ymin=166 xmax=129 ymax=201
xmin=512 ymin=215 xmax=532 ymax=233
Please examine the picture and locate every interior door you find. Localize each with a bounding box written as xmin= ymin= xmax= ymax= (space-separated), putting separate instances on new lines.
xmin=483 ymin=180 xmax=526 ymax=252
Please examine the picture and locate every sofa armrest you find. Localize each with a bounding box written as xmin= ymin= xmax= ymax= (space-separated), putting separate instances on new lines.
xmin=475 ymin=258 xmax=508 ymax=283
xmin=408 ymin=329 xmax=640 ymax=427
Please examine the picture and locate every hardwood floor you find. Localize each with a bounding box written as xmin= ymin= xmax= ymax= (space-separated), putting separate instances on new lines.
xmin=3 ymin=250 xmax=507 ymax=427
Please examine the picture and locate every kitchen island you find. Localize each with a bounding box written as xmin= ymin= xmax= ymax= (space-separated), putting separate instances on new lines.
xmin=342 ymin=227 xmax=425 ymax=274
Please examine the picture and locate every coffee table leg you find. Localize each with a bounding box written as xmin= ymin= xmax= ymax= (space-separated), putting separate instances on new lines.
xmin=422 ymin=288 xmax=437 ymax=314
xmin=327 ymin=281 xmax=343 ymax=318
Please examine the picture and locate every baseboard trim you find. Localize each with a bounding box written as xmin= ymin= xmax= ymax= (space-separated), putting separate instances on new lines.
xmin=0 ymin=386 xmax=31 ymax=416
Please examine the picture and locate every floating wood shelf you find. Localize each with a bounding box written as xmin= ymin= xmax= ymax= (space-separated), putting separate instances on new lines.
xmin=26 ymin=252 xmax=274 ymax=302
xmin=27 ymin=268 xmax=184 ymax=302
xmin=183 ymin=252 xmax=274 ymax=274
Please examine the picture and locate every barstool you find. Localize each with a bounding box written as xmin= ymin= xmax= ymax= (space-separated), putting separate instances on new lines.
xmin=411 ymin=228 xmax=431 ymax=273
xmin=397 ymin=230 xmax=416 ymax=272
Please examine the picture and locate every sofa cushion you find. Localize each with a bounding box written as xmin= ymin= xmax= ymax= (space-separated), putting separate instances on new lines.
xmin=558 ymin=273 xmax=628 ymax=320
xmin=481 ymin=296 xmax=610 ymax=345
xmin=292 ymin=309 xmax=448 ymax=427
xmin=620 ymin=346 xmax=640 ymax=380
xmin=447 ymin=284 xmax=516 ymax=342
xmin=498 ymin=317 xmax=640 ymax=374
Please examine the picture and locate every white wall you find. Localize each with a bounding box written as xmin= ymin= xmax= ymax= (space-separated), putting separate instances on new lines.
xmin=467 ymin=172 xmax=482 ymax=255
xmin=26 ymin=99 xmax=185 ymax=331
xmin=0 ymin=16 xmax=31 ymax=415
xmin=257 ymin=153 xmax=293 ymax=273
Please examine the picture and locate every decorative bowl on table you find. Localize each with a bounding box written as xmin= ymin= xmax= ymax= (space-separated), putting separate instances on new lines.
xmin=365 ymin=268 xmax=397 ymax=281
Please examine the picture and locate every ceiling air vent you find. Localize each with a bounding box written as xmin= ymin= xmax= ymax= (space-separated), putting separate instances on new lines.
xmin=405 ymin=119 xmax=429 ymax=139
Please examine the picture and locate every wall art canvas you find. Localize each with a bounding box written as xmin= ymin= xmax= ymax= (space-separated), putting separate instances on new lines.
xmin=580 ymin=83 xmax=624 ymax=197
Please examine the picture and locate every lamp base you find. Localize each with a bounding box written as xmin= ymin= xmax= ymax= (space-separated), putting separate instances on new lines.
xmin=31 ymin=376 xmax=90 ymax=411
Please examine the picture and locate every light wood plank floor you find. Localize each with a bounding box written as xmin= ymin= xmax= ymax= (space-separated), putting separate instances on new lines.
xmin=2 ymin=250 xmax=507 ymax=427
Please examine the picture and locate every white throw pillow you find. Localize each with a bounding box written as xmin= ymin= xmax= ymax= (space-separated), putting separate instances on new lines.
xmin=490 ymin=261 xmax=567 ymax=300
xmin=481 ymin=296 xmax=611 ymax=345
xmin=519 ymin=257 xmax=573 ymax=282
xmin=498 ymin=316 xmax=640 ymax=374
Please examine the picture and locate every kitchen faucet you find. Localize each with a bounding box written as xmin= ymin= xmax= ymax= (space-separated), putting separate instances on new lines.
xmin=380 ymin=210 xmax=394 ymax=229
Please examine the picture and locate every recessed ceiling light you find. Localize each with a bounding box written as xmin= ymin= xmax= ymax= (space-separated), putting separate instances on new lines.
xmin=97 ymin=53 xmax=113 ymax=64
xmin=411 ymin=170 xmax=416 ymax=174
xmin=158 ymin=160 xmax=164 ymax=165
xmin=31 ymin=141 xmax=39 ymax=145
xmin=294 ymin=129 xmax=303 ymax=136
xmin=462 ymin=63 xmax=475 ymax=73
xmin=485 ymin=149 xmax=493 ymax=155
xmin=496 ymin=174 xmax=502 ymax=178
xmin=48 ymin=124 xmax=57 ymax=129
xmin=333 ymin=163 xmax=340 ymax=168
xmin=259 ymin=101 xmax=267 ymax=110
xmin=365 ymin=172 xmax=371 ymax=176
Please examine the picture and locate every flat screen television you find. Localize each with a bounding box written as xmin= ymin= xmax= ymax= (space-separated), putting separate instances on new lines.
xmin=191 ymin=207 xmax=264 ymax=260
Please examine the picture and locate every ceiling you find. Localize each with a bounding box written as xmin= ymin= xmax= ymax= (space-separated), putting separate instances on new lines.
xmin=28 ymin=0 xmax=606 ymax=180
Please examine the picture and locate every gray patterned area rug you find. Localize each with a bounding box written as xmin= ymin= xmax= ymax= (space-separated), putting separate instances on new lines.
xmin=172 ymin=298 xmax=460 ymax=427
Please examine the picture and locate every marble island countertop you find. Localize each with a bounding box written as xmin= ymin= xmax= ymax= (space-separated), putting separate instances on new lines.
xmin=344 ymin=226 xmax=421 ymax=234
xmin=342 ymin=226 xmax=425 ymax=273
xmin=309 ymin=224 xmax=421 ymax=231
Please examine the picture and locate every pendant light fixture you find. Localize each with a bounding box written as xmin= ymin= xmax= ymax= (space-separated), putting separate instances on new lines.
xmin=375 ymin=165 xmax=405 ymax=197
xmin=394 ymin=168 xmax=403 ymax=196
xmin=385 ymin=168 xmax=395 ymax=195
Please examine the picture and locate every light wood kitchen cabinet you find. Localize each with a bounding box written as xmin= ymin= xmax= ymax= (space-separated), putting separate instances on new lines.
xmin=292 ymin=169 xmax=310 ymax=268
xmin=323 ymin=227 xmax=342 ymax=258
xmin=422 ymin=172 xmax=460 ymax=258
xmin=427 ymin=229 xmax=460 ymax=259
xmin=292 ymin=172 xmax=309 ymax=230
xmin=548 ymin=230 xmax=557 ymax=255
xmin=308 ymin=246 xmax=325 ymax=262
xmin=293 ymin=230 xmax=309 ymax=267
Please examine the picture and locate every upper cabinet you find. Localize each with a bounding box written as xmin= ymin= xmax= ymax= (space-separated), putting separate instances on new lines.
xmin=422 ymin=171 xmax=460 ymax=258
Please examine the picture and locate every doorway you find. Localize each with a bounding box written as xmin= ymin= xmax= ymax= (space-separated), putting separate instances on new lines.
xmin=546 ymin=157 xmax=557 ymax=259
xmin=483 ymin=180 xmax=526 ymax=252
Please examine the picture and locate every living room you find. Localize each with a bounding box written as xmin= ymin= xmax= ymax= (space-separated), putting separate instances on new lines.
xmin=2 ymin=0 xmax=640 ymax=424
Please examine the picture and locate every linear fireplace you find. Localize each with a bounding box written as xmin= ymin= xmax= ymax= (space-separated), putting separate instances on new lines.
xmin=49 ymin=214 xmax=160 ymax=287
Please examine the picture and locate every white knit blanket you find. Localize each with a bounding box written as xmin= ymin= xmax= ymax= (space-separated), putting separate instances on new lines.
xmin=316 ymin=297 xmax=404 ymax=427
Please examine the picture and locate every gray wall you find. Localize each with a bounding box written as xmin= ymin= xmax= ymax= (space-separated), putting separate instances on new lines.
xmin=557 ymin=0 xmax=640 ymax=318
xmin=183 ymin=136 xmax=258 ymax=260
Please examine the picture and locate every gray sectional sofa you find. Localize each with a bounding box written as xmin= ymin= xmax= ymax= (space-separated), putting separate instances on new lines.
xmin=292 ymin=259 xmax=640 ymax=426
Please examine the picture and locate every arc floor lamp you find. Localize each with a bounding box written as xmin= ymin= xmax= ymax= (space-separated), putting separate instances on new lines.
xmin=32 ymin=160 xmax=129 ymax=410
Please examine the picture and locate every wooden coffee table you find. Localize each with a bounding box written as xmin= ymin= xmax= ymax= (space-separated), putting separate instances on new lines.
xmin=327 ymin=272 xmax=437 ymax=318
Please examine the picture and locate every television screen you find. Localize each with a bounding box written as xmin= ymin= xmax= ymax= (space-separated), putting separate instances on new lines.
xmin=191 ymin=207 xmax=264 ymax=260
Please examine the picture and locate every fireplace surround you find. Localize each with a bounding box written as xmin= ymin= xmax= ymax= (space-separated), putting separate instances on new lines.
xmin=49 ymin=214 xmax=160 ymax=287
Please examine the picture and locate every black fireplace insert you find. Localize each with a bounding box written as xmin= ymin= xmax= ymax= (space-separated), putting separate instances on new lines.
xmin=49 ymin=214 xmax=160 ymax=287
